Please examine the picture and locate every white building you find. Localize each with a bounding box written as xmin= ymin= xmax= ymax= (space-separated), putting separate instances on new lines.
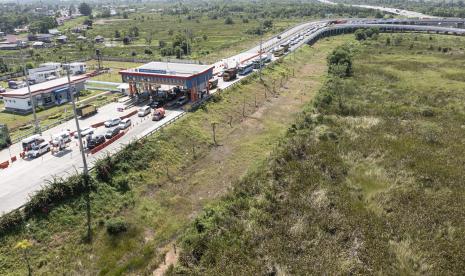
xmin=28 ymin=65 xmax=62 ymax=84
xmin=63 ymin=62 xmax=87 ymax=75
xmin=2 ymin=75 xmax=88 ymax=114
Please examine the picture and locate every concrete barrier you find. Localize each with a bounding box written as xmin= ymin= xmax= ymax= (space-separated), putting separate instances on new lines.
xmin=0 ymin=161 xmax=9 ymax=169
xmin=90 ymin=131 xmax=125 ymax=155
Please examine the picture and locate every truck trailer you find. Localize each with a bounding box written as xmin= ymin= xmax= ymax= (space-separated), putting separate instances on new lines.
xmin=76 ymin=104 xmax=97 ymax=117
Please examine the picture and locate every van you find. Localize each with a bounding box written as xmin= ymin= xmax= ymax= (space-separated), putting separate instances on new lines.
xmin=118 ymin=118 xmax=132 ymax=129
xmin=138 ymin=106 xmax=151 ymax=117
xmin=22 ymin=134 xmax=44 ymax=151
xmin=27 ymin=142 xmax=50 ymax=159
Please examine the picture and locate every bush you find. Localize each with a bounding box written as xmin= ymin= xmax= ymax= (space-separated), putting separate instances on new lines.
xmin=224 ymin=17 xmax=234 ymax=25
xmin=106 ymin=217 xmax=128 ymax=235
xmin=144 ymin=49 xmax=153 ymax=55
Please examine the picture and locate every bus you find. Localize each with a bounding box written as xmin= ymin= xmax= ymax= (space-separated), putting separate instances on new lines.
xmin=238 ymin=62 xmax=254 ymax=76
xmin=0 ymin=124 xmax=11 ymax=150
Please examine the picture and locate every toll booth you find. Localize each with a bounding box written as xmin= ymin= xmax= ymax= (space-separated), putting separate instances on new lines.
xmin=119 ymin=62 xmax=214 ymax=102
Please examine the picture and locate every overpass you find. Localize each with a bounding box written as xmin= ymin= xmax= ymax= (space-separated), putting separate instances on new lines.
xmin=305 ymin=21 xmax=465 ymax=46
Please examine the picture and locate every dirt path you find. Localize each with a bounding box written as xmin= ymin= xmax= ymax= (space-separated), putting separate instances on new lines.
xmin=152 ymin=243 xmax=179 ymax=276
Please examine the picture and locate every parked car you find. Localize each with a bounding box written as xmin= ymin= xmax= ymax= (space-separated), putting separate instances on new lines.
xmin=175 ymin=96 xmax=189 ymax=107
xmin=27 ymin=142 xmax=50 ymax=159
xmin=74 ymin=127 xmax=95 ymax=138
xmin=149 ymin=100 xmax=164 ymax=109
xmin=104 ymin=118 xmax=121 ymax=128
xmin=118 ymin=118 xmax=132 ymax=130
xmin=51 ymin=131 xmax=71 ymax=146
xmin=87 ymin=135 xmax=105 ymax=150
xmin=138 ymin=106 xmax=151 ymax=117
xmin=105 ymin=127 xmax=120 ymax=139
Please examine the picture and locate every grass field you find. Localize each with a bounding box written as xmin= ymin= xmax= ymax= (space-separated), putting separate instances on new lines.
xmin=0 ymin=13 xmax=304 ymax=69
xmin=0 ymin=35 xmax=350 ymax=275
xmin=173 ymin=33 xmax=465 ymax=275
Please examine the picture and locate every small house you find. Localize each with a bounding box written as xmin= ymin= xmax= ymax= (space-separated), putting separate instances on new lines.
xmin=56 ymin=35 xmax=68 ymax=43
xmin=94 ymin=35 xmax=105 ymax=43
xmin=64 ymin=62 xmax=87 ymax=75
xmin=48 ymin=29 xmax=61 ymax=36
xmin=32 ymin=41 xmax=45 ymax=48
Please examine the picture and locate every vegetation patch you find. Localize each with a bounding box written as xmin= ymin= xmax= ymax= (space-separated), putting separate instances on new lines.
xmin=173 ymin=33 xmax=465 ymax=275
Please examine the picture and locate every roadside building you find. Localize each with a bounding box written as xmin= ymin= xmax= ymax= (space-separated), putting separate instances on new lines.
xmin=119 ymin=62 xmax=214 ymax=102
xmin=1 ymin=75 xmax=88 ymax=114
xmin=28 ymin=65 xmax=62 ymax=84
xmin=32 ymin=41 xmax=45 ymax=49
xmin=94 ymin=35 xmax=105 ymax=43
xmin=63 ymin=62 xmax=87 ymax=75
xmin=56 ymin=35 xmax=68 ymax=43
xmin=0 ymin=44 xmax=20 ymax=50
xmin=48 ymin=29 xmax=61 ymax=36
xmin=29 ymin=34 xmax=53 ymax=43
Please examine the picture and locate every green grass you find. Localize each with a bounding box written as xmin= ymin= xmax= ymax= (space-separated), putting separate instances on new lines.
xmin=173 ymin=33 xmax=465 ymax=275
xmin=0 ymin=35 xmax=349 ymax=275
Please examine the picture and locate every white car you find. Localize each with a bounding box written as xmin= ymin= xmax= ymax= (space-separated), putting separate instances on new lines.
xmin=104 ymin=118 xmax=121 ymax=128
xmin=137 ymin=106 xmax=151 ymax=117
xmin=118 ymin=118 xmax=132 ymax=129
xmin=27 ymin=142 xmax=50 ymax=159
xmin=74 ymin=127 xmax=95 ymax=138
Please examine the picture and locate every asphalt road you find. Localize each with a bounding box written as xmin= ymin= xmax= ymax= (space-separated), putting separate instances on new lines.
xmin=316 ymin=0 xmax=436 ymax=18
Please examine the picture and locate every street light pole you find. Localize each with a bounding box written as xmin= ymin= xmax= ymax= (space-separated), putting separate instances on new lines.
xmin=20 ymin=47 xmax=40 ymax=134
xmin=66 ymin=66 xmax=92 ymax=242
xmin=259 ymin=21 xmax=263 ymax=81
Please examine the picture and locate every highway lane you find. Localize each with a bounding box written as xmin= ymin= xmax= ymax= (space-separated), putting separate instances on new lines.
xmin=316 ymin=0 xmax=436 ymax=18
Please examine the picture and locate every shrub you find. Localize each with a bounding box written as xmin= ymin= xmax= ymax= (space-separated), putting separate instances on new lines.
xmin=224 ymin=17 xmax=234 ymax=25
xmin=106 ymin=217 xmax=128 ymax=235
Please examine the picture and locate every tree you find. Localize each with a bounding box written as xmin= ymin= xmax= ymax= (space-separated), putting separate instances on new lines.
xmin=145 ymin=32 xmax=153 ymax=45
xmin=159 ymin=40 xmax=166 ymax=48
xmin=224 ymin=17 xmax=234 ymax=25
xmin=354 ymin=29 xmax=367 ymax=41
xmin=174 ymin=46 xmax=183 ymax=58
xmin=263 ymin=19 xmax=273 ymax=29
xmin=79 ymin=2 xmax=92 ymax=16
xmin=123 ymin=12 xmax=128 ymax=19
xmin=69 ymin=4 xmax=75 ymax=16
xmin=83 ymin=19 xmax=93 ymax=26
xmin=114 ymin=30 xmax=121 ymax=38
xmin=327 ymin=45 xmax=353 ymax=78
xmin=123 ymin=36 xmax=131 ymax=45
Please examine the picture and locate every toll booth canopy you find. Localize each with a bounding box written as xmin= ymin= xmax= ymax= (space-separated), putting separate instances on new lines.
xmin=120 ymin=62 xmax=214 ymax=102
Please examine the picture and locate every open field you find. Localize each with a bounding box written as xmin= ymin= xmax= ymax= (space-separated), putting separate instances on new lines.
xmin=0 ymin=35 xmax=350 ymax=275
xmin=87 ymin=60 xmax=144 ymax=83
xmin=173 ymin=33 xmax=465 ymax=274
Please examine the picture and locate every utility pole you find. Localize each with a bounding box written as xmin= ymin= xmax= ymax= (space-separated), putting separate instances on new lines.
xmin=20 ymin=47 xmax=40 ymax=134
xmin=66 ymin=66 xmax=92 ymax=242
xmin=259 ymin=21 xmax=263 ymax=81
